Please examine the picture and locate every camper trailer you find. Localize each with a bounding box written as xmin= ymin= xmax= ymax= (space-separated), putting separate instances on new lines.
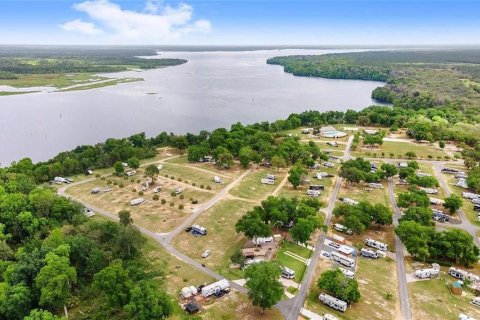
xmin=334 ymin=223 xmax=353 ymax=235
xmin=261 ymin=178 xmax=275 ymax=185
xmin=327 ymin=141 xmax=338 ymax=147
xmin=415 ymin=268 xmax=440 ymax=279
xmin=191 ymin=224 xmax=207 ymax=236
xmin=429 ymin=197 xmax=445 ymax=205
xmin=213 ymin=176 xmax=221 ymax=183
xmin=471 ymin=297 xmax=480 ymax=308
xmin=361 ymin=248 xmax=378 ymax=259
xmin=341 ymin=198 xmax=359 ymax=206
xmin=420 ymin=187 xmax=439 ymax=195
xmin=442 ymin=168 xmax=460 ymax=174
xmin=463 ymin=192 xmax=480 ymax=200
xmin=91 ymin=187 xmax=100 ymax=194
xmin=201 ymin=279 xmax=230 ymax=298
xmin=449 ymin=267 xmax=480 ymax=282
xmin=319 ymin=293 xmax=348 ymax=312
xmin=331 ymin=251 xmax=355 ymax=268
xmin=281 ymin=266 xmax=296 ymax=279
xmin=365 ymin=238 xmax=388 ymax=251
xmin=309 ymin=185 xmax=325 ymax=191
xmin=130 ymin=198 xmax=145 ymax=206
xmin=339 ymin=267 xmax=355 ymax=279
xmin=323 ymin=161 xmax=335 ymax=168
xmin=266 ymin=174 xmax=276 ymax=181
xmin=332 ymin=235 xmax=346 ymax=244
xmin=252 ymin=237 xmax=273 ymax=245
xmin=367 ymin=183 xmax=383 ymax=189
xmin=307 ymin=189 xmax=321 ymax=197
xmin=458 ymin=314 xmax=477 ymax=320
xmin=126 ymin=170 xmax=137 ymax=177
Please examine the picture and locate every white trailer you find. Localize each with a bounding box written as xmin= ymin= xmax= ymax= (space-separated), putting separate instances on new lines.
xmin=201 ymin=279 xmax=230 ymax=298
xmin=449 ymin=267 xmax=480 ymax=282
xmin=420 ymin=187 xmax=439 ymax=195
xmin=334 ymin=223 xmax=353 ymax=235
xmin=459 ymin=314 xmax=477 ymax=320
xmin=361 ymin=248 xmax=378 ymax=259
xmin=429 ymin=197 xmax=445 ymax=205
xmin=471 ymin=297 xmax=480 ymax=308
xmin=341 ymin=197 xmax=359 ymax=206
xmin=319 ymin=293 xmax=347 ymax=312
xmin=126 ymin=170 xmax=137 ymax=176
xmin=191 ymin=224 xmax=207 ymax=235
xmin=130 ymin=198 xmax=145 ymax=206
xmin=463 ymin=192 xmax=480 ymax=200
xmin=367 ymin=183 xmax=383 ymax=189
xmin=339 ymin=267 xmax=355 ymax=279
xmin=415 ymin=268 xmax=439 ymax=279
xmin=323 ymin=314 xmax=339 ymax=320
xmin=213 ymin=176 xmax=221 ymax=183
xmin=281 ymin=266 xmax=296 ymax=279
xmin=307 ymin=190 xmax=321 ymax=197
xmin=252 ymin=236 xmax=273 ymax=245
xmin=261 ymin=178 xmax=275 ymax=185
xmin=365 ymin=238 xmax=388 ymax=251
xmin=331 ymin=251 xmax=355 ymax=268
xmin=91 ymin=187 xmax=100 ymax=194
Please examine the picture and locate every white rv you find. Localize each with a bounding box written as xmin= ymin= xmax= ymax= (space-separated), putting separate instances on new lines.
xmin=252 ymin=237 xmax=273 ymax=245
xmin=361 ymin=248 xmax=378 ymax=259
xmin=414 ymin=268 xmax=439 ymax=279
xmin=429 ymin=197 xmax=445 ymax=205
xmin=458 ymin=314 xmax=477 ymax=320
xmin=319 ymin=293 xmax=347 ymax=312
xmin=420 ymin=187 xmax=439 ymax=195
xmin=281 ymin=266 xmax=296 ymax=279
xmin=130 ymin=198 xmax=145 ymax=206
xmin=201 ymin=279 xmax=230 ymax=298
xmin=331 ymin=251 xmax=355 ymax=268
xmin=339 ymin=267 xmax=355 ymax=279
xmin=334 ymin=223 xmax=353 ymax=235
xmin=91 ymin=187 xmax=100 ymax=194
xmin=191 ymin=224 xmax=207 ymax=236
xmin=341 ymin=198 xmax=359 ymax=206
xmin=367 ymin=183 xmax=383 ymax=189
xmin=471 ymin=297 xmax=480 ymax=308
xmin=126 ymin=170 xmax=137 ymax=177
xmin=213 ymin=176 xmax=222 ymax=183
xmin=449 ymin=267 xmax=480 ymax=282
xmin=261 ymin=178 xmax=275 ymax=185
xmin=365 ymin=238 xmax=388 ymax=251
xmin=307 ymin=189 xmax=321 ymax=197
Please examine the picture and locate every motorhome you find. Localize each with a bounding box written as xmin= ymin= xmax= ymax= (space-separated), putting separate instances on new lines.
xmin=341 ymin=197 xmax=359 ymax=206
xmin=334 ymin=223 xmax=353 ymax=235
xmin=449 ymin=267 xmax=480 ymax=282
xmin=201 ymin=279 xmax=230 ymax=298
xmin=130 ymin=198 xmax=145 ymax=206
xmin=367 ymin=183 xmax=383 ymax=189
xmin=319 ymin=293 xmax=347 ymax=312
xmin=54 ymin=176 xmax=69 ymax=184
xmin=420 ymin=187 xmax=439 ymax=195
xmin=331 ymin=251 xmax=355 ymax=268
xmin=281 ymin=266 xmax=296 ymax=279
xmin=339 ymin=267 xmax=355 ymax=279
xmin=261 ymin=178 xmax=275 ymax=185
xmin=415 ymin=268 xmax=440 ymax=279
xmin=361 ymin=248 xmax=378 ymax=259
xmin=463 ymin=192 xmax=480 ymax=200
xmin=307 ymin=189 xmax=321 ymax=197
xmin=429 ymin=197 xmax=445 ymax=205
xmin=191 ymin=224 xmax=207 ymax=236
xmin=365 ymin=238 xmax=388 ymax=251
xmin=397 ymin=162 xmax=408 ymax=168
xmin=457 ymin=179 xmax=469 ymax=189
xmin=314 ymin=172 xmax=331 ymax=179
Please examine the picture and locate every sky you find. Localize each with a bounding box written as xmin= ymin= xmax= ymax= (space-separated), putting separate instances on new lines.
xmin=0 ymin=0 xmax=479 ymax=45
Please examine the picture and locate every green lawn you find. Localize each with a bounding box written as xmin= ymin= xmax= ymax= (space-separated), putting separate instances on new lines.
xmin=0 ymin=72 xmax=108 ymax=88
xmin=444 ymin=174 xmax=480 ymax=226
xmin=274 ymin=241 xmax=312 ymax=283
xmin=353 ymin=140 xmax=448 ymax=160
xmin=409 ymin=274 xmax=480 ymax=320
xmin=230 ymin=168 xmax=286 ymax=200
xmin=160 ymin=163 xmax=231 ymax=191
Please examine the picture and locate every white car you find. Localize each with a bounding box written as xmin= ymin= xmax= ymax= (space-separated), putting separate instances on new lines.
xmin=202 ymin=250 xmax=211 ymax=258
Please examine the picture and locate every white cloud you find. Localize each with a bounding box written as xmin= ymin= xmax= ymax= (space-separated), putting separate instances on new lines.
xmin=60 ymin=19 xmax=101 ymax=35
xmin=63 ymin=0 xmax=211 ymax=41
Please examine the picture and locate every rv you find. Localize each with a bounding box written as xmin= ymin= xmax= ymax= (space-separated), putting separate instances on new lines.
xmin=54 ymin=176 xmax=69 ymax=184
xmin=471 ymin=297 xmax=480 ymax=308
xmin=449 ymin=267 xmax=480 ymax=282
xmin=442 ymin=168 xmax=460 ymax=174
xmin=432 ymin=209 xmax=450 ymax=222
xmin=307 ymin=190 xmax=321 ymax=197
xmin=420 ymin=187 xmax=439 ymax=195
xmin=157 ymin=164 xmax=163 ymax=171
xmin=126 ymin=170 xmax=137 ymax=177
xmin=463 ymin=192 xmax=480 ymax=200
xmin=261 ymin=178 xmax=275 ymax=185
xmin=323 ymin=314 xmax=339 ymax=320
xmin=339 ymin=267 xmax=355 ymax=279
xmin=397 ymin=162 xmax=408 ymax=168
xmin=331 ymin=251 xmax=355 ymax=268
xmin=319 ymin=293 xmax=348 ymax=312
xmin=175 ymin=188 xmax=182 ymax=195
xmin=474 ymin=205 xmax=480 ymax=212
xmin=84 ymin=209 xmax=95 ymax=218
xmin=333 ymin=223 xmax=353 ymax=235
xmin=472 ymin=198 xmax=480 ymax=205
xmin=309 ymin=185 xmax=325 ymax=191
xmin=367 ymin=183 xmax=383 ymax=189
xmin=458 ymin=314 xmax=477 ymax=320
xmin=122 ymin=162 xmax=128 ymax=167
xmin=332 ymin=235 xmax=346 ymax=244
xmin=191 ymin=224 xmax=207 ymax=236
xmin=314 ymin=172 xmax=331 ymax=179
xmin=130 ymin=198 xmax=145 ymax=206
xmin=153 ymin=186 xmax=162 ymax=193
xmin=281 ymin=266 xmax=296 ymax=279
xmin=365 ymin=238 xmax=388 ymax=251
xmin=416 ymin=172 xmax=431 ymax=177
xmin=341 ymin=197 xmax=359 ymax=206
xmin=361 ymin=248 xmax=378 ymax=259
xmin=266 ymin=174 xmax=276 ymax=181
xmin=252 ymin=237 xmax=273 ymax=245
xmin=415 ymin=268 xmax=439 ymax=279
xmin=213 ymin=176 xmax=221 ymax=183
xmin=323 ymin=161 xmax=335 ymax=168
xmin=429 ymin=197 xmax=445 ymax=205
xmin=91 ymin=187 xmax=100 ymax=194
xmin=201 ymin=279 xmax=230 ymax=298
xmin=301 ymin=128 xmax=313 ymax=134
xmin=456 ymin=179 xmax=469 ymax=189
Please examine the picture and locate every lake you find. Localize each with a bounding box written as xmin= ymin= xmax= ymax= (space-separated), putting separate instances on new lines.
xmin=0 ymin=49 xmax=385 ymax=165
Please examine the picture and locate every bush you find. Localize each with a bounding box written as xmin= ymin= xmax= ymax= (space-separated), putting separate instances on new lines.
xmin=389 ymin=152 xmax=394 ymax=157
xmin=428 ymin=155 xmax=433 ymax=159
xmin=95 ymin=173 xmax=101 ymax=178
xmin=107 ymin=180 xmax=112 ymax=185
xmin=138 ymin=191 xmax=144 ymax=196
xmin=132 ymin=188 xmax=136 ymax=193
xmin=179 ymin=204 xmax=184 ymax=210
xmin=200 ymin=184 xmax=205 ymax=189
xmin=161 ymin=199 xmax=166 ymax=205
xmin=119 ymin=183 xmax=124 ymax=188
xmin=123 ymin=176 xmax=128 ymax=180
xmin=136 ymin=179 xmax=141 ymax=183
xmin=170 ymin=176 xmax=175 ymax=180
xmin=192 ymin=182 xmax=196 ymax=187
xmin=381 ymin=152 xmax=385 ymax=157
xmin=180 ymin=194 xmax=184 ymax=200
xmin=113 ymin=181 xmax=118 ymax=186
xmin=101 ymin=177 xmax=106 ymax=180
xmin=170 ymin=202 xmax=175 ymax=207
xmin=191 ymin=199 xmax=198 ymax=204
xmin=178 ymin=177 xmax=182 ymax=182
xmin=165 ymin=174 xmax=168 ymax=177
xmin=130 ymin=178 xmax=135 ymax=183
xmin=171 ymin=191 xmax=176 ymax=197
xmin=153 ymin=195 xmax=159 ymax=201
xmin=206 ymin=186 xmax=212 ymax=190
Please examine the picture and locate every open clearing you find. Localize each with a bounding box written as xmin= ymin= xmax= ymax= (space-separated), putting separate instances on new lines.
xmin=275 ymin=241 xmax=312 ymax=283
xmin=67 ymin=168 xmax=213 ymax=232
xmin=444 ymin=173 xmax=480 ymax=226
xmin=337 ymin=181 xmax=389 ymax=206
xmin=352 ymin=140 xmax=448 ymax=160
xmin=172 ymin=199 xmax=253 ymax=279
xmin=306 ymin=257 xmax=400 ymax=320
xmin=230 ymin=168 xmax=287 ymax=201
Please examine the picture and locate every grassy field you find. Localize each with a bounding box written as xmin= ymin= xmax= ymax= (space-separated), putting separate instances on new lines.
xmin=67 ymin=168 xmax=214 ymax=233
xmin=444 ymin=174 xmax=480 ymax=226
xmin=0 ymin=90 xmax=39 ymax=96
xmin=0 ymin=73 xmax=108 ymax=88
xmin=306 ymin=257 xmax=400 ymax=320
xmin=409 ymin=274 xmax=480 ymax=320
xmin=165 ymin=154 xmax=244 ymax=175
xmin=352 ymin=140 xmax=448 ymax=160
xmin=60 ymin=77 xmax=142 ymax=91
xmin=275 ymin=241 xmax=312 ymax=283
xmin=172 ymin=199 xmax=253 ymax=279
xmin=230 ymin=168 xmax=287 ymax=201
xmin=337 ymin=181 xmax=389 ymax=206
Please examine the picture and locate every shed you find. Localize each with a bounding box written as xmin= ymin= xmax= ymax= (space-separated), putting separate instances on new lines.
xmin=451 ymin=281 xmax=463 ymax=295
xmin=185 ymin=302 xmax=199 ymax=314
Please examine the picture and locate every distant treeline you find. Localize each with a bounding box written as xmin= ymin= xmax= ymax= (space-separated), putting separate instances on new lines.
xmin=267 ymin=50 xmax=480 ymax=110
xmin=6 ymin=104 xmax=480 ymax=184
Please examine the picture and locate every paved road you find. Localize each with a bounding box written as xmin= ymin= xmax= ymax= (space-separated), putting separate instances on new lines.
xmin=58 ymin=165 xmax=250 ymax=296
xmin=278 ymin=135 xmax=354 ymax=320
xmin=387 ymin=178 xmax=412 ymax=320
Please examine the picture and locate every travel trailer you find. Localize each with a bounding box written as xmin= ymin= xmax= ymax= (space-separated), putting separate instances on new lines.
xmin=365 ymin=238 xmax=388 ymax=251
xmin=319 ymin=293 xmax=347 ymax=312
xmin=331 ymin=251 xmax=355 ymax=268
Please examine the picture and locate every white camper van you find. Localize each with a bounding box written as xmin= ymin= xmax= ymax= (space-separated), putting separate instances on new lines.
xmin=331 ymin=251 xmax=355 ymax=268
xmin=365 ymin=238 xmax=388 ymax=251
xmin=319 ymin=293 xmax=347 ymax=312
xmin=415 ymin=268 xmax=439 ymax=279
